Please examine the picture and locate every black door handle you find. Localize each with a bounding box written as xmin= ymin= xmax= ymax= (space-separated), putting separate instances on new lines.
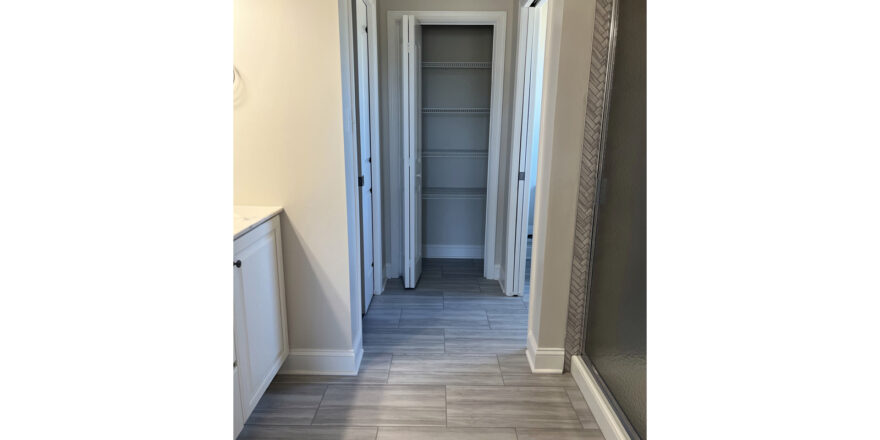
xmin=233 ymin=260 xmax=241 ymax=268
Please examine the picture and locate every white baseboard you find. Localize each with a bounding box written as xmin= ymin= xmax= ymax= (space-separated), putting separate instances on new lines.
xmin=279 ymin=341 xmax=363 ymax=376
xmin=423 ymin=244 xmax=483 ymax=259
xmin=571 ymin=355 xmax=632 ymax=440
xmin=526 ymin=332 xmax=564 ymax=373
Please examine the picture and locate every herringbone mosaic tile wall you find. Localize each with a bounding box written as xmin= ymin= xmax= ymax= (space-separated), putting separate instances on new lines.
xmin=564 ymin=0 xmax=615 ymax=372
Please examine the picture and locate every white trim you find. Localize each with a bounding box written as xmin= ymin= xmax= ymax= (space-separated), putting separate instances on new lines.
xmin=363 ymin=0 xmax=384 ymax=297
xmin=282 ymin=324 xmax=363 ymax=376
xmin=423 ymin=244 xmax=483 ymax=259
xmin=526 ymin=331 xmax=564 ymax=373
xmin=386 ymin=10 xmax=506 ymax=281
xmin=523 ymin=0 xmax=563 ymax=378
xmin=279 ymin=347 xmax=363 ymax=376
xmin=338 ymin=0 xmax=365 ymax=362
xmin=571 ymin=355 xmax=633 ymax=440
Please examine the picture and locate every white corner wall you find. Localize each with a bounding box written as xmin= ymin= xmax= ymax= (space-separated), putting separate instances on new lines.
xmin=234 ymin=0 xmax=361 ymax=373
xmin=528 ymin=0 xmax=596 ymax=371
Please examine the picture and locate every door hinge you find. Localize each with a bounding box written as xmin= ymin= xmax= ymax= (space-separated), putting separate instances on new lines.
xmin=358 ymin=176 xmax=364 ymax=187
xmin=518 ymin=171 xmax=526 ymax=181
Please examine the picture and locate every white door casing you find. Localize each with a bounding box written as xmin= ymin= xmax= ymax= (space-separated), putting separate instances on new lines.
xmin=402 ymin=14 xmax=423 ymax=288
xmin=356 ymin=0 xmax=375 ymax=310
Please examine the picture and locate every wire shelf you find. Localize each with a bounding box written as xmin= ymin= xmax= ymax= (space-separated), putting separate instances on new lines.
xmin=422 ymin=149 xmax=489 ymax=158
xmin=422 ymin=62 xmax=491 ymax=69
xmin=422 ymin=108 xmax=490 ymax=114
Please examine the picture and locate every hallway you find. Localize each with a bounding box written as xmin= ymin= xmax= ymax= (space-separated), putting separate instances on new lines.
xmin=238 ymin=259 xmax=603 ymax=439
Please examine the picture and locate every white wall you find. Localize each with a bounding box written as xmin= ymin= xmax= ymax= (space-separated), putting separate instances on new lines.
xmin=377 ymin=0 xmax=519 ymax=277
xmin=529 ymin=0 xmax=596 ymax=366
xmin=234 ymin=0 xmax=358 ymax=358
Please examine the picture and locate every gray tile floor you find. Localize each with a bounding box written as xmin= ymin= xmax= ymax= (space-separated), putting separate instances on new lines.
xmin=239 ymin=259 xmax=602 ymax=440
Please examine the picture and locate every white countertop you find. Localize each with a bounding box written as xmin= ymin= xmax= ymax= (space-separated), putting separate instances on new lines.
xmin=234 ymin=205 xmax=283 ymax=239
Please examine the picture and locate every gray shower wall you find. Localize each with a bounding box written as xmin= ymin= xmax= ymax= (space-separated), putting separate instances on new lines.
xmin=376 ymin=0 xmax=519 ymax=277
xmin=563 ymin=0 xmax=646 ymax=436
xmin=581 ymin=0 xmax=646 ymax=435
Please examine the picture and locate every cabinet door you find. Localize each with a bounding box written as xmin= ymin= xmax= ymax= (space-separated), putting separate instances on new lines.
xmin=233 ymin=219 xmax=288 ymax=416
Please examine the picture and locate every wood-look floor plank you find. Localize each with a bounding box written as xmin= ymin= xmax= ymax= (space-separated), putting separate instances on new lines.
xmin=379 ymin=289 xmax=443 ymax=296
xmin=487 ymin=310 xmax=528 ymax=329
xmin=387 ymin=371 xmax=503 ymax=385
xmin=445 ymin=329 xmax=527 ymax=354
xmin=314 ymin=385 xmax=446 ymax=427
xmin=363 ymin=308 xmax=402 ymax=328
xmin=238 ymin=425 xmax=378 ymax=440
xmin=398 ymin=309 xmax=489 ymax=328
xmin=443 ymin=297 xmax=527 ymax=312
xmin=363 ymin=328 xmax=445 ymax=353
xmin=319 ymin=385 xmax=446 ymax=408
xmin=273 ymin=370 xmax=388 ymax=385
xmin=443 ymin=290 xmax=505 ymax=297
xmin=566 ymin=388 xmax=601 ymax=429
xmin=501 ymin=373 xmax=577 ymax=387
xmin=359 ymin=352 xmax=392 ymax=371
xmin=390 ymin=354 xmax=501 ymax=373
xmin=497 ymin=352 xmax=532 ymax=374
xmin=370 ymin=295 xmax=443 ymax=309
xmin=515 ymin=428 xmax=605 ymax=439
xmin=245 ymin=407 xmax=317 ymax=426
xmin=446 ymin=386 xmax=582 ymax=429
xmin=377 ymin=427 xmax=517 ymax=440
xmin=312 ymin=407 xmax=447 ymax=427
xmin=252 ymin=383 xmax=326 ymax=409
xmin=417 ymin=282 xmax=481 ymax=293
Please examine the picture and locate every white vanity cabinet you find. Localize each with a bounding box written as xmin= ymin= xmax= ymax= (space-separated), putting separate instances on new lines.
xmin=233 ymin=213 xmax=288 ymax=437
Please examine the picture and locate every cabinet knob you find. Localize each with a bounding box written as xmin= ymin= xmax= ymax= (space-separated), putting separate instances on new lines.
xmin=233 ymin=260 xmax=242 ymax=268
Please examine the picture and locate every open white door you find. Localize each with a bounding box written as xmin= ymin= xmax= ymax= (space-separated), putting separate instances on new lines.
xmin=510 ymin=6 xmax=547 ymax=295
xmin=356 ymin=0 xmax=374 ymax=311
xmin=402 ymin=14 xmax=423 ymax=289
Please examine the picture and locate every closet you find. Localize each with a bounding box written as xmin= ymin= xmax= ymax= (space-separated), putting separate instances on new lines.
xmin=421 ymin=25 xmax=493 ymax=262
xmin=397 ymin=13 xmax=502 ymax=288
xmin=401 ymin=22 xmax=495 ymax=287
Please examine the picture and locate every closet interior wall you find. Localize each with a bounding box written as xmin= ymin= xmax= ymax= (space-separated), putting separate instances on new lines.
xmin=421 ymin=25 xmax=494 ymax=259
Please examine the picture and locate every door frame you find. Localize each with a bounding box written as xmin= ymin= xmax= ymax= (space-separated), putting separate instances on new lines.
xmin=503 ymin=1 xmax=547 ymax=296
xmin=354 ymin=0 xmax=384 ymax=304
xmin=386 ymin=10 xmax=507 ymax=280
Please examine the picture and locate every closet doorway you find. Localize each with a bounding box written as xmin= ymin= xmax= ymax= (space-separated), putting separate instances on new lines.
xmin=388 ymin=11 xmax=507 ymax=288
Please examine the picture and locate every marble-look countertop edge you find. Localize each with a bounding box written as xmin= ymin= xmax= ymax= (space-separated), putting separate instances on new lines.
xmin=234 ymin=205 xmax=283 ymax=240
